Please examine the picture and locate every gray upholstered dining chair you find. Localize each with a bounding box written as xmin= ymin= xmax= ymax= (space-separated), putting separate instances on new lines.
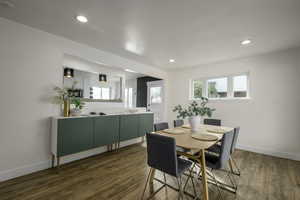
xmin=199 ymin=130 xmax=237 ymax=199
xmin=207 ymin=127 xmax=241 ymax=176
xmin=174 ymin=119 xmax=184 ymax=127
xmin=154 ymin=122 xmax=169 ymax=132
xmin=229 ymin=127 xmax=241 ymax=176
xmin=203 ymin=118 xmax=222 ymax=126
xmin=154 ymin=122 xmax=189 ymax=154
xmin=204 ymin=118 xmax=222 ymax=155
xmin=141 ymin=133 xmax=196 ymax=200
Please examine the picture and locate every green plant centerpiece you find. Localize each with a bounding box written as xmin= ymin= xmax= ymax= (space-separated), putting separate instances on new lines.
xmin=173 ymin=97 xmax=215 ymax=132
xmin=70 ymin=98 xmax=85 ymax=116
xmin=53 ymin=81 xmax=85 ymax=117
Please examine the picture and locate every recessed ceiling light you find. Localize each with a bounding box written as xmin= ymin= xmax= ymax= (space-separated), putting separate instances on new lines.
xmin=241 ymin=39 xmax=252 ymax=45
xmin=125 ymin=69 xmax=137 ymax=73
xmin=76 ymin=15 xmax=88 ymax=23
xmin=169 ymin=59 xmax=175 ymax=63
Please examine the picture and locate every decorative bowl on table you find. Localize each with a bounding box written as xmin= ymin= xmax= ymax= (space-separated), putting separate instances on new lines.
xmin=128 ymin=108 xmax=139 ymax=113
xmin=70 ymin=108 xmax=82 ymax=116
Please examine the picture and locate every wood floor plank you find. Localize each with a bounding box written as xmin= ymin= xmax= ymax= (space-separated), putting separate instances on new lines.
xmin=0 ymin=144 xmax=299 ymax=200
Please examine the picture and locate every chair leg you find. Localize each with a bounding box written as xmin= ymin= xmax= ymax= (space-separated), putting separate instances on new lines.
xmin=176 ymin=177 xmax=183 ymax=200
xmin=163 ymin=173 xmax=168 ymax=195
xmin=141 ymin=168 xmax=153 ymax=200
xmin=225 ymin=165 xmax=237 ymax=191
xmin=189 ymin=168 xmax=197 ymax=199
xmin=211 ymin=169 xmax=223 ymax=200
xmin=183 ymin=163 xmax=197 ymax=198
xmin=230 ymin=157 xmax=241 ymax=176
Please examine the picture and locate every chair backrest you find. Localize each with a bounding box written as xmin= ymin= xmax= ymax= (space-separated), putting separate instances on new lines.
xmin=154 ymin=122 xmax=169 ymax=131
xmin=217 ymin=130 xmax=234 ymax=169
xmin=146 ymin=133 xmax=178 ymax=177
xmin=173 ymin=119 xmax=184 ymax=127
xmin=203 ymin=118 xmax=221 ymax=126
xmin=230 ymin=127 xmax=240 ymax=154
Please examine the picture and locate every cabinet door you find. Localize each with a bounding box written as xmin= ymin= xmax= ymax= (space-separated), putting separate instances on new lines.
xmin=94 ymin=116 xmax=120 ymax=147
xmin=57 ymin=118 xmax=94 ymax=157
xmin=139 ymin=114 xmax=154 ymax=136
xmin=119 ymin=115 xmax=139 ymax=141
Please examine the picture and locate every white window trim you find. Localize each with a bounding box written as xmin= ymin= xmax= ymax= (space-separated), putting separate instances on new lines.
xmin=190 ymin=72 xmax=251 ymax=101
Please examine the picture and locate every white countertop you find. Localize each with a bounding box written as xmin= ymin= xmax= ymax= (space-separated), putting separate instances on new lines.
xmin=52 ymin=112 xmax=153 ymax=119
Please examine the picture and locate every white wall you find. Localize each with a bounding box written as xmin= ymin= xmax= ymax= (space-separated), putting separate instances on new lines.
xmin=168 ymin=48 xmax=300 ymax=161
xmin=0 ymin=17 xmax=168 ymax=181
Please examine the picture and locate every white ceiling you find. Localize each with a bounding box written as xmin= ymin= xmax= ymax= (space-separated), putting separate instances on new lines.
xmin=1 ymin=0 xmax=300 ymax=70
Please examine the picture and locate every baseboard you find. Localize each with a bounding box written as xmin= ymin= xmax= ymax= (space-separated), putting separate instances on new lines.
xmin=0 ymin=138 xmax=143 ymax=183
xmin=237 ymin=144 xmax=300 ymax=161
xmin=0 ymin=160 xmax=51 ymax=182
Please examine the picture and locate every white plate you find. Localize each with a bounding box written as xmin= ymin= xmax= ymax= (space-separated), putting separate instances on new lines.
xmin=181 ymin=125 xmax=191 ymax=129
xmin=207 ymin=128 xmax=227 ymax=134
xmin=162 ymin=129 xmax=185 ymax=135
xmin=191 ymin=133 xmax=218 ymax=141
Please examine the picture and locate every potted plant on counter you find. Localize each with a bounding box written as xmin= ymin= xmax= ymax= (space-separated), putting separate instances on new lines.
xmin=70 ymin=98 xmax=85 ymax=116
xmin=53 ymin=81 xmax=86 ymax=117
xmin=173 ymin=97 xmax=215 ymax=132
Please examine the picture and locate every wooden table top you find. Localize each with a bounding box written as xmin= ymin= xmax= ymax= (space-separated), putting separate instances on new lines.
xmin=155 ymin=124 xmax=234 ymax=150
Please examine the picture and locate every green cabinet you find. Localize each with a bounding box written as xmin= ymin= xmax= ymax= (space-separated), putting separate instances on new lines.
xmin=119 ymin=114 xmax=139 ymax=141
xmin=139 ymin=114 xmax=154 ymax=136
xmin=53 ymin=113 xmax=154 ymax=159
xmin=57 ymin=118 xmax=94 ymax=157
xmin=94 ymin=115 xmax=119 ymax=147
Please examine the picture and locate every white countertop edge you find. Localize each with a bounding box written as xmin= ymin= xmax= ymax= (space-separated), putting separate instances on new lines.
xmin=52 ymin=112 xmax=154 ymax=119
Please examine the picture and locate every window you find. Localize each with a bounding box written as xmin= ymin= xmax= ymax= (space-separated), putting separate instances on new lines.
xmin=192 ymin=80 xmax=203 ymax=99
xmin=233 ymin=75 xmax=248 ymax=98
xmin=190 ymin=73 xmax=249 ymax=100
xmin=207 ymin=77 xmax=228 ymax=98
xmin=91 ymin=87 xmax=110 ymax=99
xmin=150 ymin=86 xmax=162 ymax=104
xmin=125 ymin=88 xmax=133 ymax=107
xmin=101 ymin=88 xmax=110 ymax=100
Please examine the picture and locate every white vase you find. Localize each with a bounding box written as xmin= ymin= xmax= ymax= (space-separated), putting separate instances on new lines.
xmin=188 ymin=116 xmax=201 ymax=132
xmin=70 ymin=108 xmax=82 ymax=116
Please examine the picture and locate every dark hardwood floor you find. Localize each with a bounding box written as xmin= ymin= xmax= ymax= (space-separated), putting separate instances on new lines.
xmin=0 ymin=143 xmax=299 ymax=200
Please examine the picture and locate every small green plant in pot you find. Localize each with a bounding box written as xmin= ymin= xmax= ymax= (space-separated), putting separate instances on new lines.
xmin=173 ymin=97 xmax=215 ymax=132
xmin=70 ymin=98 xmax=85 ymax=116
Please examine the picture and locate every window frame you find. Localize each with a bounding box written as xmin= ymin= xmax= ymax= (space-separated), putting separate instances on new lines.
xmin=190 ymin=72 xmax=250 ymax=100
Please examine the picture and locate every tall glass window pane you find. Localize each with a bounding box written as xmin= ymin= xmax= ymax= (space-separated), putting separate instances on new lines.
xmin=193 ymin=80 xmax=203 ymax=99
xmin=92 ymin=87 xmax=101 ymax=99
xmin=124 ymin=88 xmax=128 ymax=107
xmin=101 ymin=88 xmax=110 ymax=100
xmin=150 ymin=87 xmax=162 ymax=104
xmin=207 ymin=77 xmax=228 ymax=98
xmin=128 ymin=88 xmax=133 ymax=107
xmin=233 ymin=75 xmax=248 ymax=97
